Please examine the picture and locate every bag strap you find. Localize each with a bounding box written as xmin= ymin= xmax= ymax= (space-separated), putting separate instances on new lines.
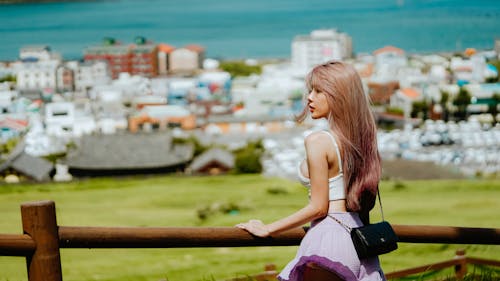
xmin=377 ymin=187 xmax=385 ymax=221
xmin=328 ymin=187 xmax=385 ymax=232
xmin=328 ymin=215 xmax=352 ymax=232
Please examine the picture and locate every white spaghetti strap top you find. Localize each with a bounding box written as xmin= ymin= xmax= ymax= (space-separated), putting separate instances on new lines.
xmin=297 ymin=130 xmax=346 ymax=201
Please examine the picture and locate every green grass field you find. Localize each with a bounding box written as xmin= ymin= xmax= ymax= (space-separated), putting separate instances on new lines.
xmin=0 ymin=175 xmax=499 ymax=281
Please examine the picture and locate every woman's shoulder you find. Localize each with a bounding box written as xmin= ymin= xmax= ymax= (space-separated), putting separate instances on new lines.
xmin=305 ymin=129 xmax=337 ymax=140
xmin=304 ymin=130 xmax=334 ymax=147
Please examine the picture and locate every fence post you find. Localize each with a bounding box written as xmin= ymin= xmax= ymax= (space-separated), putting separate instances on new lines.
xmin=454 ymin=249 xmax=467 ymax=280
xmin=21 ymin=200 xmax=62 ymax=281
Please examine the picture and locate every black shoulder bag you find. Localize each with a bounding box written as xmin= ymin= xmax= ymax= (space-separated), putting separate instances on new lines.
xmin=329 ymin=189 xmax=398 ymax=259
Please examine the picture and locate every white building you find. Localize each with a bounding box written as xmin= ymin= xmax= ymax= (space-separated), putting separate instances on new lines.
xmin=463 ymin=83 xmax=500 ymax=113
xmin=198 ymin=70 xmax=232 ymax=101
xmin=291 ymin=29 xmax=352 ymax=72
xmin=44 ymin=101 xmax=98 ymax=138
xmin=169 ymin=45 xmax=204 ymax=73
xmin=45 ymin=102 xmax=75 ymax=135
xmin=0 ymin=90 xmax=18 ymax=113
xmin=56 ymin=65 xmax=74 ymax=93
xmin=429 ymin=65 xmax=449 ymax=83
xmin=16 ymin=60 xmax=59 ymax=91
xmin=167 ymin=77 xmax=198 ymax=105
xmin=141 ymin=104 xmax=191 ymax=119
xmin=236 ymin=64 xmax=304 ymax=117
xmin=450 ymin=55 xmax=490 ymax=83
xmin=67 ymin=61 xmax=110 ymax=92
xmin=371 ymin=46 xmax=408 ymax=83
xmin=16 ymin=46 xmax=63 ymax=93
xmin=390 ymin=88 xmax=422 ymax=118
xmin=231 ymin=75 xmax=260 ymax=105
xmin=19 ymin=45 xmax=54 ymax=62
xmin=90 ymin=72 xmax=150 ymax=103
xmin=24 ymin=114 xmax=70 ymax=157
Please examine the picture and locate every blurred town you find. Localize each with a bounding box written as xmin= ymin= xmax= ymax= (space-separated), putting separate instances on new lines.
xmin=0 ymin=29 xmax=499 ymax=183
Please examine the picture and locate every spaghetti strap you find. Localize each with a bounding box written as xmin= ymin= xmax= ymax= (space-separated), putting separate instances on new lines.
xmin=322 ymin=131 xmax=343 ymax=173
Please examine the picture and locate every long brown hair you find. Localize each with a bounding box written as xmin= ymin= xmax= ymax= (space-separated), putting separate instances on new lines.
xmin=297 ymin=61 xmax=381 ymax=214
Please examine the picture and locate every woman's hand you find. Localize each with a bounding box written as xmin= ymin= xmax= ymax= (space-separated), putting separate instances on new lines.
xmin=235 ymin=219 xmax=271 ymax=237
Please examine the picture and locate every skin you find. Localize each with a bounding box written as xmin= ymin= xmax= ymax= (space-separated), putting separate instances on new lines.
xmin=236 ymin=88 xmax=347 ymax=237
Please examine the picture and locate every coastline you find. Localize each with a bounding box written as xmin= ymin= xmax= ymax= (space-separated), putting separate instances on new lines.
xmin=0 ymin=48 xmax=496 ymax=64
xmin=1 ymin=0 xmax=499 ymax=61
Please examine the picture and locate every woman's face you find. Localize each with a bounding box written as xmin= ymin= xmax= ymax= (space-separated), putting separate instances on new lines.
xmin=307 ymin=88 xmax=329 ymax=119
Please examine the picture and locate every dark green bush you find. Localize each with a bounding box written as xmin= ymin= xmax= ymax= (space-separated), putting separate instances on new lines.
xmin=393 ymin=180 xmax=407 ymax=190
xmin=266 ymin=186 xmax=289 ymax=195
xmin=196 ymin=201 xmax=244 ymax=221
xmin=233 ymin=139 xmax=264 ymax=174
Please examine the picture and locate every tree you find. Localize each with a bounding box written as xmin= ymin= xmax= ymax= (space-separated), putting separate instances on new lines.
xmin=487 ymin=60 xmax=500 ymax=83
xmin=0 ymin=74 xmax=16 ymax=83
xmin=488 ymin=93 xmax=500 ymax=125
xmin=485 ymin=76 xmax=498 ymax=83
xmin=453 ymin=87 xmax=471 ymax=121
xmin=0 ymin=138 xmax=19 ymax=156
xmin=411 ymin=100 xmax=430 ymax=119
xmin=439 ymin=91 xmax=450 ymax=121
xmin=233 ymin=139 xmax=264 ymax=174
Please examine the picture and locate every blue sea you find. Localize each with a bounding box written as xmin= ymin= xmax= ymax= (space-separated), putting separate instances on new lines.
xmin=0 ymin=0 xmax=499 ymax=61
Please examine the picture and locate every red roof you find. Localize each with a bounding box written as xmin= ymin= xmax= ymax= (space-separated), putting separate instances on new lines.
xmin=158 ymin=43 xmax=175 ymax=53
xmin=0 ymin=118 xmax=29 ymax=131
xmin=400 ymin=88 xmax=420 ymax=99
xmin=373 ymin=45 xmax=405 ymax=55
xmin=464 ymin=48 xmax=476 ymax=56
xmin=358 ymin=63 xmax=374 ymax=78
xmin=184 ymin=44 xmax=205 ymax=53
xmin=454 ymin=66 xmax=473 ymax=72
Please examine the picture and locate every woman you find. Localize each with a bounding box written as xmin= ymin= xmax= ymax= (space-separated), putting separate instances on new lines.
xmin=236 ymin=61 xmax=385 ymax=281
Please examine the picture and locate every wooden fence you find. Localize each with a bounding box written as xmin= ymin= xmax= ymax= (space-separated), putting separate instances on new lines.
xmin=1 ymin=200 xmax=499 ymax=281
xmin=228 ymin=249 xmax=500 ymax=281
xmin=385 ymin=249 xmax=500 ymax=280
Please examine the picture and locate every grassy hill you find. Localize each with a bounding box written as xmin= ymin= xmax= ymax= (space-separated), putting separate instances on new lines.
xmin=0 ymin=175 xmax=499 ymax=281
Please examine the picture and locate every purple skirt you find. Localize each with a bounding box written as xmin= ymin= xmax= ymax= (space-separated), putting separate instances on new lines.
xmin=277 ymin=212 xmax=386 ymax=281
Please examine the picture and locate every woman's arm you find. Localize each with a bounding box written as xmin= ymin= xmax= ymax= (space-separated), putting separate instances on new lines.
xmin=236 ymin=132 xmax=331 ymax=237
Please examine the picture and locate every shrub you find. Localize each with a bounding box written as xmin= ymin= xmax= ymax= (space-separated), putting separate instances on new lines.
xmin=266 ymin=186 xmax=289 ymax=195
xmin=196 ymin=201 xmax=245 ymax=221
xmin=233 ymin=139 xmax=264 ymax=174
xmin=173 ymin=136 xmax=209 ymax=157
xmin=0 ymin=138 xmax=19 ymax=155
xmin=220 ymin=61 xmax=262 ymax=77
xmin=393 ymin=180 xmax=407 ymax=190
xmin=386 ymin=106 xmax=405 ymax=116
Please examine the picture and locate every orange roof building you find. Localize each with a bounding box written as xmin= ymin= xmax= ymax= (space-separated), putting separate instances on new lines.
xmin=158 ymin=43 xmax=175 ymax=54
xmin=367 ymin=80 xmax=400 ymax=105
xmin=157 ymin=43 xmax=175 ymax=75
xmin=185 ymin=44 xmax=205 ymax=53
xmin=358 ymin=63 xmax=374 ymax=78
xmin=373 ymin=45 xmax=405 ymax=56
xmin=390 ymin=87 xmax=422 ymax=118
xmin=169 ymin=44 xmax=205 ymax=74
xmin=464 ymin=48 xmax=477 ymax=57
xmin=400 ymin=88 xmax=420 ymax=100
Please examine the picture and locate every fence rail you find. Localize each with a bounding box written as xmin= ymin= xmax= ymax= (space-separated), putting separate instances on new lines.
xmin=385 ymin=249 xmax=500 ymax=280
xmin=0 ymin=234 xmax=35 ymax=256
xmin=1 ymin=200 xmax=499 ymax=281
